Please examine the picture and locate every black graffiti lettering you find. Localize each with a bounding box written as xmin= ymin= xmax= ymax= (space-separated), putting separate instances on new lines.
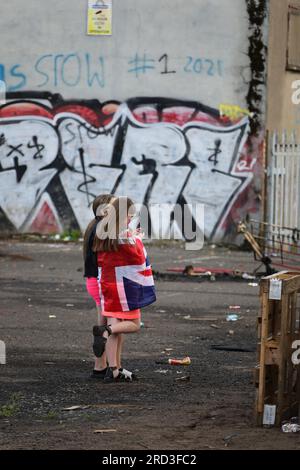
xmin=208 ymin=139 xmax=222 ymax=166
xmin=7 ymin=144 xmax=24 ymax=158
xmin=27 ymin=136 xmax=45 ymax=159
xmin=77 ymin=147 xmax=97 ymax=206
xmin=0 ymin=133 xmax=5 ymax=146
xmin=63 ymin=122 xmax=77 ymax=145
xmin=131 ymin=154 xmax=157 ymax=175
xmin=0 ymin=156 xmax=27 ymax=183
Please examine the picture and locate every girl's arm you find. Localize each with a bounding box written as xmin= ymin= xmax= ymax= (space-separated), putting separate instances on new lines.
xmin=86 ymin=277 xmax=101 ymax=306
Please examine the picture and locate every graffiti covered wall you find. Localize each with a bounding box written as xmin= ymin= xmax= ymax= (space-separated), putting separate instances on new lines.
xmin=0 ymin=0 xmax=268 ymax=242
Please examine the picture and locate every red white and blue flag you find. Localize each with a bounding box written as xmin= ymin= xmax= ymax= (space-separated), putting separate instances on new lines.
xmin=97 ymin=237 xmax=156 ymax=312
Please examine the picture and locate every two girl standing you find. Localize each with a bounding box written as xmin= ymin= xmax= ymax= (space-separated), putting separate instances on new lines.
xmin=83 ymin=195 xmax=156 ymax=383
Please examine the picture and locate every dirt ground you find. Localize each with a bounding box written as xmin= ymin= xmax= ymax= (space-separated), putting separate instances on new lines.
xmin=0 ymin=240 xmax=300 ymax=450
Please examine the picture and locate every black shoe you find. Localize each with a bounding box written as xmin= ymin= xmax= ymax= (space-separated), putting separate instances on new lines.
xmin=103 ymin=367 xmax=130 ymax=383
xmin=92 ymin=325 xmax=107 ymax=358
xmin=119 ymin=368 xmax=138 ymax=381
xmin=90 ymin=368 xmax=108 ymax=379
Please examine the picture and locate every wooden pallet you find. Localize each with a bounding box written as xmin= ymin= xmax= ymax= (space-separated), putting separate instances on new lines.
xmin=255 ymin=272 xmax=300 ymax=425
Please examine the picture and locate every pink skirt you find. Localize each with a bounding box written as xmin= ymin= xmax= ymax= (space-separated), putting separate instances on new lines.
xmin=102 ymin=309 xmax=141 ymax=320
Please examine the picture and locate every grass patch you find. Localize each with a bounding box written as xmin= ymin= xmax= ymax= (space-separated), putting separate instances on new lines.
xmin=0 ymin=393 xmax=21 ymax=417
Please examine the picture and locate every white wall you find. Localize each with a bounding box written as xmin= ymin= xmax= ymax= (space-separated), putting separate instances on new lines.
xmin=0 ymin=0 xmax=250 ymax=106
xmin=0 ymin=0 xmax=268 ymax=242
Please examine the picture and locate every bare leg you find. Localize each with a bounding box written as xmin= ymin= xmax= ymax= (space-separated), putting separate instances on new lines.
xmin=116 ymin=334 xmax=124 ymax=370
xmin=94 ymin=305 xmax=107 ymax=371
xmin=104 ymin=318 xmax=140 ymax=378
xmin=105 ymin=317 xmax=120 ymax=377
xmin=108 ymin=318 xmax=141 ymax=335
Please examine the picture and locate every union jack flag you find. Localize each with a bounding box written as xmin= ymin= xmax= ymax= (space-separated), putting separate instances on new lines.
xmin=97 ymin=237 xmax=156 ymax=312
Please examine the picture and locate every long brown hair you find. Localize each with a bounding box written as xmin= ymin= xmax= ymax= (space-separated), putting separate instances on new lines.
xmin=83 ymin=194 xmax=115 ymax=260
xmin=93 ymin=196 xmax=135 ymax=252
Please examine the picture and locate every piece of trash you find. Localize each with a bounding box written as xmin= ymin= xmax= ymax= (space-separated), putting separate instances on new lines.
xmin=168 ymin=357 xmax=191 ymax=366
xmin=282 ymin=423 xmax=300 ymax=433
xmin=54 ymin=234 xmax=61 ymax=240
xmin=228 ymin=330 xmax=235 ymax=336
xmin=155 ymin=369 xmax=168 ymax=374
xmin=94 ymin=429 xmax=117 ymax=434
xmin=184 ymin=315 xmax=191 ymax=320
xmin=165 ymin=348 xmax=173 ymax=352
xmin=242 ymin=273 xmax=256 ymax=280
xmin=157 ymin=309 xmax=166 ymax=313
xmin=229 ymin=306 xmax=241 ymax=310
xmin=226 ymin=314 xmax=239 ymax=322
xmin=140 ymin=321 xmax=145 ymax=328
xmin=210 ymin=324 xmax=220 ymax=329
xmin=263 ymin=405 xmax=276 ymax=427
xmin=248 ymin=283 xmax=259 ymax=287
xmin=223 ymin=433 xmax=239 ymax=447
xmin=175 ymin=376 xmax=190 ymax=382
xmin=49 ymin=315 xmax=56 ymax=319
xmin=66 ymin=304 xmax=74 ymax=307
xmin=210 ymin=275 xmax=216 ymax=281
xmin=62 ymin=405 xmax=90 ymax=411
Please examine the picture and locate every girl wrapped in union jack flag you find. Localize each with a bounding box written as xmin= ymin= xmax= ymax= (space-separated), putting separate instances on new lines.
xmin=84 ymin=194 xmax=138 ymax=381
xmin=92 ymin=196 xmax=156 ymax=383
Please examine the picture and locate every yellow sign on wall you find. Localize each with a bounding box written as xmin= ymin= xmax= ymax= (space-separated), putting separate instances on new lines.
xmin=87 ymin=0 xmax=112 ymax=36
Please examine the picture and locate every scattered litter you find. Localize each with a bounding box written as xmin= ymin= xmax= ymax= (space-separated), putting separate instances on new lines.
xmin=157 ymin=309 xmax=166 ymax=313
xmin=228 ymin=330 xmax=235 ymax=336
xmin=226 ymin=314 xmax=239 ymax=322
xmin=27 ymin=298 xmax=31 ymax=302
xmin=140 ymin=322 xmax=145 ymax=328
xmin=49 ymin=315 xmax=56 ymax=319
xmin=155 ymin=356 xmax=191 ymax=366
xmin=282 ymin=423 xmax=300 ymax=433
xmin=263 ymin=405 xmax=276 ymax=427
xmin=94 ymin=429 xmax=117 ymax=434
xmin=282 ymin=418 xmax=300 ymax=433
xmin=54 ymin=234 xmax=61 ymax=240
xmin=66 ymin=304 xmax=74 ymax=307
xmin=210 ymin=324 xmax=220 ymax=329
xmin=229 ymin=306 xmax=241 ymax=310
xmin=175 ymin=376 xmax=190 ymax=382
xmin=223 ymin=433 xmax=239 ymax=447
xmin=155 ymin=369 xmax=168 ymax=374
xmin=184 ymin=315 xmax=191 ymax=320
xmin=62 ymin=405 xmax=90 ymax=411
xmin=168 ymin=357 xmax=191 ymax=366
xmin=242 ymin=273 xmax=256 ymax=280
xmin=248 ymin=283 xmax=259 ymax=287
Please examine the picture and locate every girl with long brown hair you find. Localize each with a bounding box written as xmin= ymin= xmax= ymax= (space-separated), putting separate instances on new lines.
xmin=92 ymin=196 xmax=156 ymax=383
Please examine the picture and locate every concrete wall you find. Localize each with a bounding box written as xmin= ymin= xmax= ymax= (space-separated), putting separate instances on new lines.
xmin=0 ymin=0 xmax=269 ymax=242
xmin=267 ymin=0 xmax=300 ymax=133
